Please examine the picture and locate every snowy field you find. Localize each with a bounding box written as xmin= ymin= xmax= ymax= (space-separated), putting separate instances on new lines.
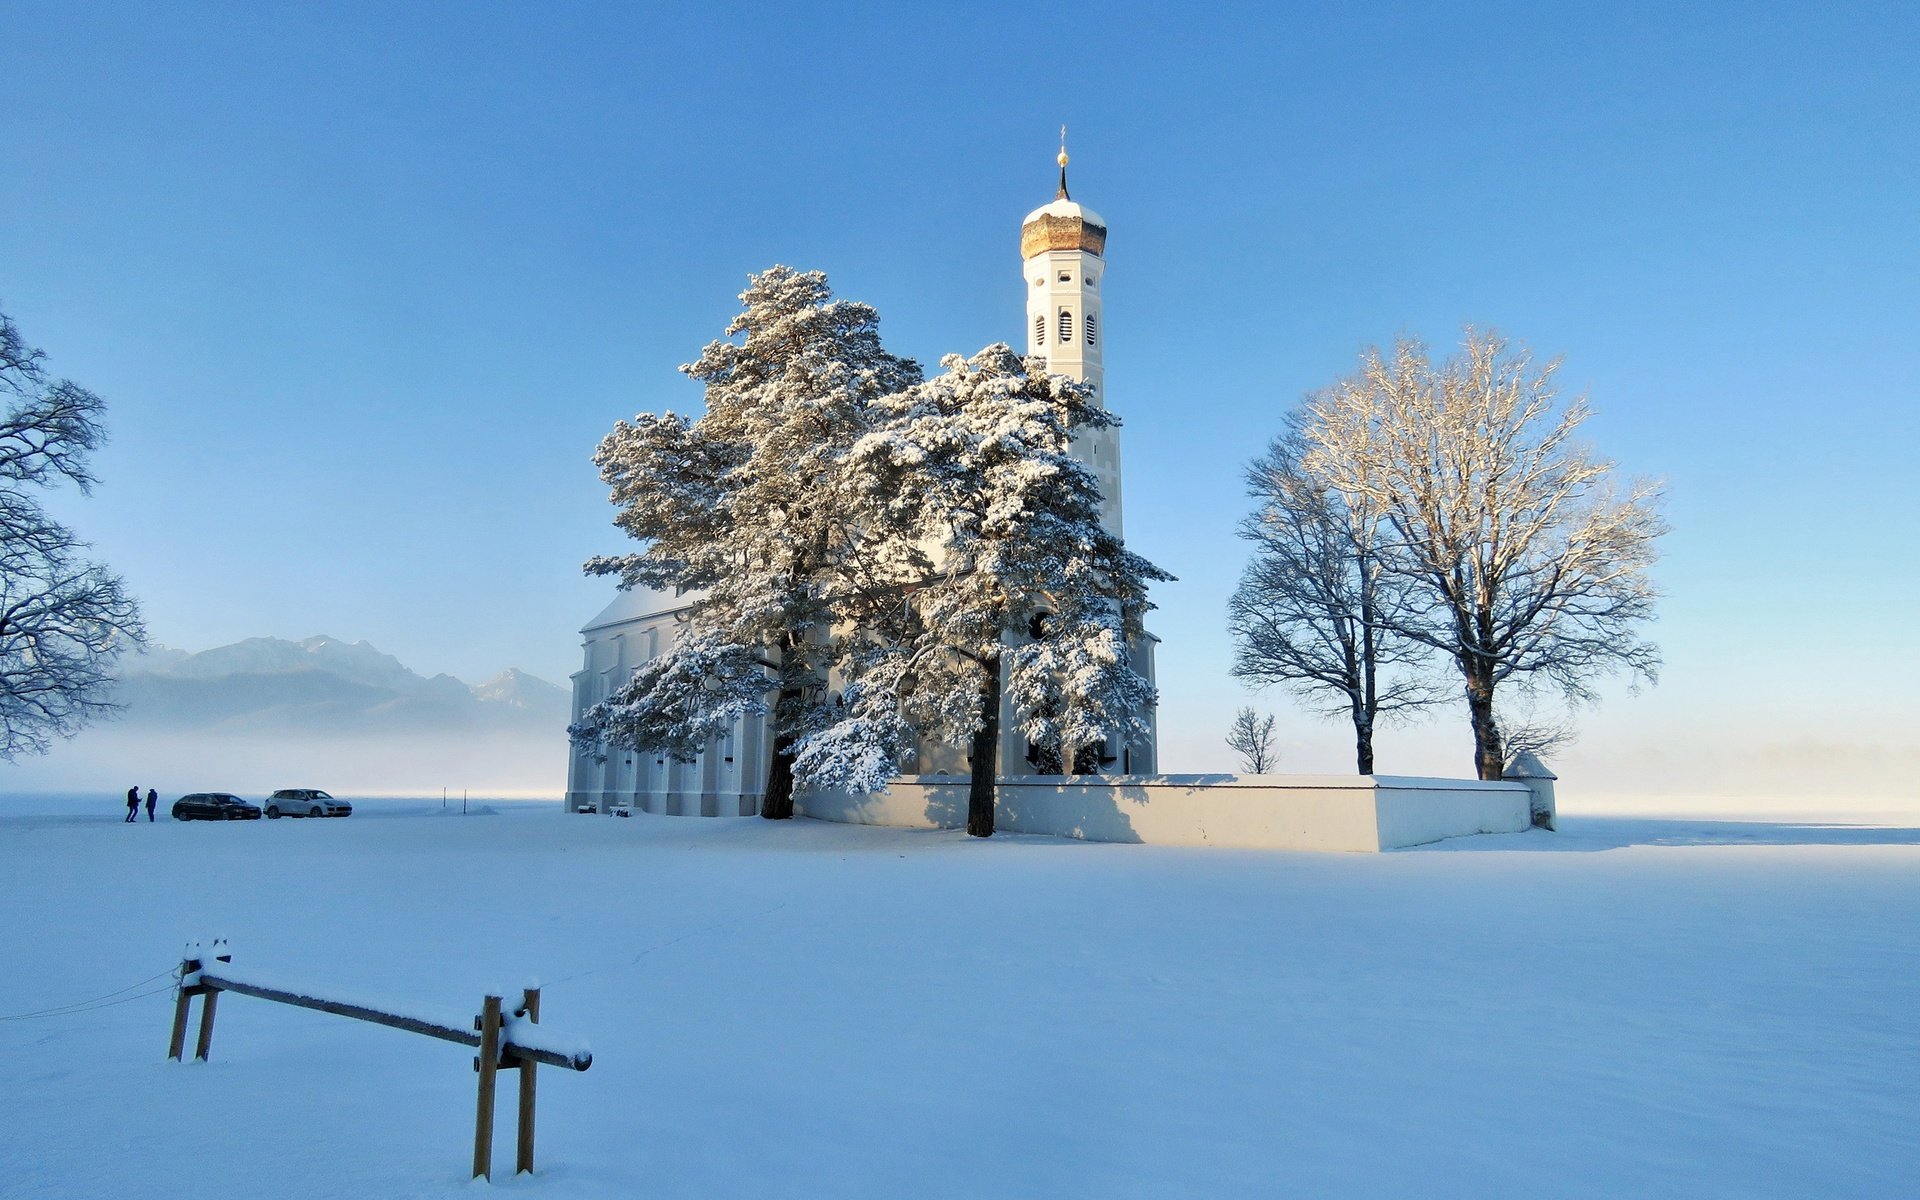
xmin=2 ymin=793 xmax=1916 ymax=1199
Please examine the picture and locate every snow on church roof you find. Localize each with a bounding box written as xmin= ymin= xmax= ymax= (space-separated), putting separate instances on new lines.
xmin=1021 ymin=142 xmax=1107 ymax=257
xmin=1022 ymin=196 xmax=1107 ymax=228
xmin=580 ymin=583 xmax=694 ymax=635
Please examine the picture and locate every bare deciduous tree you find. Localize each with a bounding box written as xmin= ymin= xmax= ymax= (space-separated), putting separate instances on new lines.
xmin=1228 ymin=421 xmax=1439 ymax=774
xmin=0 ymin=307 xmax=144 ymax=759
xmin=1302 ymin=330 xmax=1664 ymax=780
xmin=1224 ymin=706 xmax=1277 ymax=774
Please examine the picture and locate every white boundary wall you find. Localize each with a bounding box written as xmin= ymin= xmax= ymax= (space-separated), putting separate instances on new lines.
xmin=795 ymin=774 xmax=1533 ymax=852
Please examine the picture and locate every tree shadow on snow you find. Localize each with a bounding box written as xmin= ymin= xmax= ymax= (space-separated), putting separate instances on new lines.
xmin=1426 ymin=816 xmax=1920 ymax=853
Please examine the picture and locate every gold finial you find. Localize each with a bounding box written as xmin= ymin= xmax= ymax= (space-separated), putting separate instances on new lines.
xmin=1058 ymin=124 xmax=1069 ymax=168
xmin=1056 ymin=125 xmax=1070 ymax=200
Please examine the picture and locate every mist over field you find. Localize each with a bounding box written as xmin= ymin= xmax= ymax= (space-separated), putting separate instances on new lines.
xmin=4 ymin=629 xmax=1911 ymax=807
xmin=1 ymin=636 xmax=569 ymax=798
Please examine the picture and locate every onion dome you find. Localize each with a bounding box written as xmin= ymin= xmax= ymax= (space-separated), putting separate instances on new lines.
xmin=1021 ymin=138 xmax=1106 ymax=258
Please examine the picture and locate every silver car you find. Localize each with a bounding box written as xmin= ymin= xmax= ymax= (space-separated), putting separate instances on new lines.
xmin=264 ymin=789 xmax=352 ymax=819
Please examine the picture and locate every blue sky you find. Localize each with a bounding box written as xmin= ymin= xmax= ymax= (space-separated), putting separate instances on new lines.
xmin=3 ymin=2 xmax=1916 ymax=795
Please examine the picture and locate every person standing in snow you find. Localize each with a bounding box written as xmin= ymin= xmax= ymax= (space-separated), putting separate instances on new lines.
xmin=145 ymin=788 xmax=158 ymax=822
xmin=124 ymin=786 xmax=139 ymax=822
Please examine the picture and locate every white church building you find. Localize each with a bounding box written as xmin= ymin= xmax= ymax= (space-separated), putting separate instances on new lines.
xmin=565 ymin=152 xmax=1156 ymax=816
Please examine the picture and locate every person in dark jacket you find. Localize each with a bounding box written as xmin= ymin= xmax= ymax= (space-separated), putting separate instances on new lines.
xmin=145 ymin=788 xmax=158 ymax=822
xmin=125 ymin=786 xmax=139 ymax=822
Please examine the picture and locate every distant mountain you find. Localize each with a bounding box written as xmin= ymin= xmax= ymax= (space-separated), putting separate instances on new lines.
xmin=473 ymin=668 xmax=570 ymax=710
xmin=111 ymin=637 xmax=569 ymax=736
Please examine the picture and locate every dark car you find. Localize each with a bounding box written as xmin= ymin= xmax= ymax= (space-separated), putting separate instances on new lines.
xmin=264 ymin=789 xmax=351 ymax=819
xmin=171 ymin=793 xmax=262 ymax=821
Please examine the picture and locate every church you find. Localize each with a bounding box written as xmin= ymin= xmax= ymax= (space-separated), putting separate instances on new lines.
xmin=564 ymin=150 xmax=1156 ymax=815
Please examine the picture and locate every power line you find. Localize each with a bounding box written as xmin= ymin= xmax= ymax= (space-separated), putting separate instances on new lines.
xmin=0 ymin=970 xmax=179 ymax=1022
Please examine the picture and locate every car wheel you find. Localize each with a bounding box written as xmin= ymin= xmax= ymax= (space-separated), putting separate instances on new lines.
xmin=266 ymin=806 xmax=280 ymax=819
xmin=310 ymin=806 xmax=322 ymax=817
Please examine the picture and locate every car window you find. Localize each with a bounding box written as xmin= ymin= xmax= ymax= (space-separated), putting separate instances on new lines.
xmin=314 ymin=792 xmax=332 ymax=800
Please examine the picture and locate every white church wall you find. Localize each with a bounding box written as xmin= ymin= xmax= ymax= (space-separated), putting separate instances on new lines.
xmin=565 ymin=596 xmax=765 ymax=816
xmin=793 ymin=774 xmax=1533 ymax=852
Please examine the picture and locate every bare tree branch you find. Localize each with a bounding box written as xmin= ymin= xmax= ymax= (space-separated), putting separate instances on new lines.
xmin=0 ymin=305 xmax=145 ymax=758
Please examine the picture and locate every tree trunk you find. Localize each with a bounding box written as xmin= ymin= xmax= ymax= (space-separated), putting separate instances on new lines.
xmin=967 ymin=655 xmax=1002 ymax=838
xmin=760 ymin=716 xmax=797 ymax=820
xmin=1357 ymin=560 xmax=1379 ymax=777
xmin=1462 ymin=666 xmax=1504 ymax=781
xmin=760 ymin=635 xmax=806 ymax=820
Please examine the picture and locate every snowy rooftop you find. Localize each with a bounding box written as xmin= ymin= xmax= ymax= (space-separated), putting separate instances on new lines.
xmin=580 ymin=583 xmax=697 ymax=634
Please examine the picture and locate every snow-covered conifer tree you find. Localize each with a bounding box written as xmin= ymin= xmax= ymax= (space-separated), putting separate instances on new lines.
xmin=573 ymin=267 xmax=921 ymax=818
xmin=795 ymin=344 xmax=1169 ymax=837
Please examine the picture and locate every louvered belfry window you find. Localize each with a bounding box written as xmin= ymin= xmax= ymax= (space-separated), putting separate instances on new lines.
xmin=1087 ymin=312 xmax=1098 ymax=347
xmin=1058 ymin=309 xmax=1073 ymax=343
xmin=1034 ymin=314 xmax=1046 ymax=346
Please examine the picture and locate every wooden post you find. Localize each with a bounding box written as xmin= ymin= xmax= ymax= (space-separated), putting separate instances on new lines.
xmin=193 ymin=987 xmax=220 ymax=1061
xmin=167 ymin=957 xmax=199 ymax=1061
xmin=161 ymin=957 xmax=587 ymax=1176
xmin=473 ymin=994 xmax=502 ymax=1181
xmin=515 ymin=986 xmax=540 ymax=1175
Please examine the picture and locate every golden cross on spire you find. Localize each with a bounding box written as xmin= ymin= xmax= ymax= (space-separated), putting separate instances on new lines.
xmin=1056 ymin=125 xmax=1071 ymax=200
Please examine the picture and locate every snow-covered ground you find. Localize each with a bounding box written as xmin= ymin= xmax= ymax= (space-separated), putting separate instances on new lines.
xmin=2 ymin=793 xmax=1915 ymax=1198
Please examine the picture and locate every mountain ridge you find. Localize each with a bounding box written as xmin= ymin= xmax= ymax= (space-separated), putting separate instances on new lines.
xmin=112 ymin=636 xmax=569 ymax=735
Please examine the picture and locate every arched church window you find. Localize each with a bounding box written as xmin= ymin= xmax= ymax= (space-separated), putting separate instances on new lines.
xmin=1059 ymin=309 xmax=1073 ymax=343
xmin=1058 ymin=271 xmax=1072 ymax=283
xmin=1034 ymin=314 xmax=1046 ymax=345
xmin=1086 ymin=312 xmax=1098 ymax=346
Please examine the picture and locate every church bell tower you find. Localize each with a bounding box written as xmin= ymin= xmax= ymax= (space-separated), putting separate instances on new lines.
xmin=1014 ymin=136 xmax=1155 ymax=774
xmin=1021 ymin=135 xmax=1123 ymax=535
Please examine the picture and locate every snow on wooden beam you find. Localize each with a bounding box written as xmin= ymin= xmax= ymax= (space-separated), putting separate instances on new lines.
xmin=194 ymin=967 xmax=592 ymax=1072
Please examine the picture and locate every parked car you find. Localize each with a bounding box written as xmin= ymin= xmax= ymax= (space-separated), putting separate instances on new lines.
xmin=264 ymin=789 xmax=352 ymax=819
xmin=171 ymin=793 xmax=262 ymax=821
